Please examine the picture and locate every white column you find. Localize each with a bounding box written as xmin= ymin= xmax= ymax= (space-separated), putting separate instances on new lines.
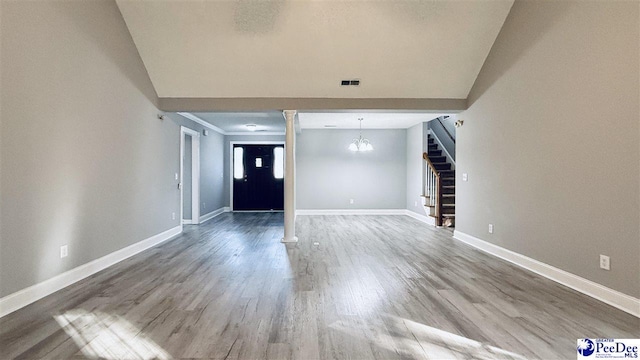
xmin=282 ymin=110 xmax=298 ymax=243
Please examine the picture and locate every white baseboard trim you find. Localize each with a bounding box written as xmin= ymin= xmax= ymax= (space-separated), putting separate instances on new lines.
xmin=223 ymin=207 xmax=231 ymax=212
xmin=296 ymin=209 xmax=437 ymax=226
xmin=182 ymin=219 xmax=194 ymax=225
xmin=404 ymin=210 xmax=436 ymax=226
xmin=296 ymin=209 xmax=407 ymax=216
xmin=199 ymin=207 xmax=228 ymax=224
xmin=453 ymin=230 xmax=640 ymax=318
xmin=0 ymin=225 xmax=183 ymax=318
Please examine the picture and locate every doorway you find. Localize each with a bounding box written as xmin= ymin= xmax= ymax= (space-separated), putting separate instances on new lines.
xmin=231 ymin=142 xmax=285 ymax=211
xmin=180 ymin=126 xmax=200 ymax=224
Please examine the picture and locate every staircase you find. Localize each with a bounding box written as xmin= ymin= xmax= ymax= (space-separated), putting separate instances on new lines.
xmin=422 ymin=135 xmax=455 ymax=227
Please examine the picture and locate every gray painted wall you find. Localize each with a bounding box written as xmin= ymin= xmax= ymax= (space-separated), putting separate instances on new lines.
xmin=167 ymin=114 xmax=226 ymax=217
xmin=440 ymin=116 xmax=456 ymax=141
xmin=406 ymin=123 xmax=425 ymax=215
xmin=223 ymin=135 xmax=285 ymax=207
xmin=296 ymin=129 xmax=407 ymax=210
xmin=0 ymin=1 xmax=180 ymax=297
xmin=183 ymin=135 xmax=193 ymax=219
xmin=459 ymin=1 xmax=639 ymax=297
xmin=199 ymin=130 xmax=225 ymax=215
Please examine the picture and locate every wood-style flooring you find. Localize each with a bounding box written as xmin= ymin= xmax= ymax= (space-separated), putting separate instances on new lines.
xmin=1 ymin=213 xmax=638 ymax=359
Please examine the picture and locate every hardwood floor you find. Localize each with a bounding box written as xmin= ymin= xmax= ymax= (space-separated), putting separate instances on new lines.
xmin=1 ymin=213 xmax=638 ymax=359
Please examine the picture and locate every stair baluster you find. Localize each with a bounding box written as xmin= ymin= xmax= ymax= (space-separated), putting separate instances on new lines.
xmin=423 ymin=152 xmax=443 ymax=226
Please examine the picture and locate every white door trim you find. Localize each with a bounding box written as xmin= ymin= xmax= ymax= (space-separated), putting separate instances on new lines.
xmin=181 ymin=126 xmax=201 ymax=224
xmin=229 ymin=141 xmax=285 ymax=212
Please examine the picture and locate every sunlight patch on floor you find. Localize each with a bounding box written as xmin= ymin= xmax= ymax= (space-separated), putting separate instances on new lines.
xmin=54 ymin=309 xmax=171 ymax=360
xmin=330 ymin=314 xmax=527 ymax=360
xmin=396 ymin=316 xmax=527 ymax=360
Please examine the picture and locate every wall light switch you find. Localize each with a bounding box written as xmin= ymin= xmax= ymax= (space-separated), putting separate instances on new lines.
xmin=60 ymin=245 xmax=68 ymax=258
xmin=488 ymin=224 xmax=494 ymax=234
xmin=462 ymin=173 xmax=468 ymax=182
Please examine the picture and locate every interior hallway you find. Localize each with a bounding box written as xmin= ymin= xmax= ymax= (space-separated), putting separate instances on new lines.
xmin=1 ymin=213 xmax=638 ymax=359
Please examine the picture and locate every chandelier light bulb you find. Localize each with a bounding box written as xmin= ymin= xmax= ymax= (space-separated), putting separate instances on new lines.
xmin=349 ymin=118 xmax=373 ymax=152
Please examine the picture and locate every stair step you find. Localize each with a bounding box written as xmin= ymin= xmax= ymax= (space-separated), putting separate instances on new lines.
xmin=428 ymin=155 xmax=447 ymax=163
xmin=428 ymin=214 xmax=456 ymax=218
xmin=441 ymin=178 xmax=455 ymax=186
xmin=428 ymin=138 xmax=434 ymax=144
xmin=432 ymin=162 xmax=451 ymax=170
xmin=428 ymin=150 xmax=442 ymax=156
xmin=428 ymin=144 xmax=438 ymax=149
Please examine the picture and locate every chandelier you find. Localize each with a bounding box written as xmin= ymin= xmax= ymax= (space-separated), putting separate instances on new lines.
xmin=348 ymin=118 xmax=373 ymax=152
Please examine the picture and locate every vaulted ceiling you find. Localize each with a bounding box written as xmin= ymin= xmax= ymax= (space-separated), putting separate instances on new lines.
xmin=116 ymin=0 xmax=513 ymax=103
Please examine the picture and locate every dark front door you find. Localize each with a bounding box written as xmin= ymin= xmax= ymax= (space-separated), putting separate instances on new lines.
xmin=233 ymin=144 xmax=284 ymax=211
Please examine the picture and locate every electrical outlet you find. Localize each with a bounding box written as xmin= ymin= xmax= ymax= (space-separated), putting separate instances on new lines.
xmin=414 ymin=201 xmax=418 ymax=207
xmin=349 ymin=199 xmax=354 ymax=204
xmin=488 ymin=224 xmax=494 ymax=234
xmin=462 ymin=173 xmax=468 ymax=182
xmin=600 ymin=255 xmax=610 ymax=270
xmin=175 ymin=173 xmax=179 ymax=180
xmin=202 ymin=202 xmax=206 ymax=209
xmin=172 ymin=212 xmax=176 ymax=220
xmin=60 ymin=245 xmax=68 ymax=258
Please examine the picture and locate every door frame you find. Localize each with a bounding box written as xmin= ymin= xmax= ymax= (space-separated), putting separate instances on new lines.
xmin=229 ymin=141 xmax=285 ymax=212
xmin=180 ymin=126 xmax=201 ymax=224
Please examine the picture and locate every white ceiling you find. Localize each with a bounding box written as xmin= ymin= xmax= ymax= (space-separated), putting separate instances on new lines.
xmin=298 ymin=112 xmax=447 ymax=129
xmin=178 ymin=111 xmax=448 ymax=132
xmin=190 ymin=112 xmax=285 ymax=132
xmin=116 ymin=1 xmax=513 ymax=99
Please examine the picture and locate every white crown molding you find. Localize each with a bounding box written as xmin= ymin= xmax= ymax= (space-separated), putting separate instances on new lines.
xmin=0 ymin=225 xmax=183 ymax=318
xmin=225 ymin=132 xmax=285 ymax=136
xmin=177 ymin=112 xmax=226 ymax=134
xmin=453 ymin=230 xmax=640 ymax=318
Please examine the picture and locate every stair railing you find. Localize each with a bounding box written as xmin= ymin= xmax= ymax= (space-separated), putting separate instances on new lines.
xmin=423 ymin=152 xmax=442 ymax=226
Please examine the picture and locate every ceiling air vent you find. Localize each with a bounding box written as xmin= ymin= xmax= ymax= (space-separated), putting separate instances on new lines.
xmin=340 ymin=79 xmax=360 ymax=86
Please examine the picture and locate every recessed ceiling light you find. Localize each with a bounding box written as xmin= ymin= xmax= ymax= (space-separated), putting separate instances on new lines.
xmin=246 ymin=124 xmax=257 ymax=131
